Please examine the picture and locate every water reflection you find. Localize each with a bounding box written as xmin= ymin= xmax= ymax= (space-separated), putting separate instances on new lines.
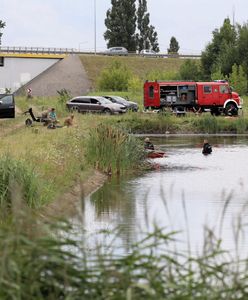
xmin=80 ymin=136 xmax=248 ymax=254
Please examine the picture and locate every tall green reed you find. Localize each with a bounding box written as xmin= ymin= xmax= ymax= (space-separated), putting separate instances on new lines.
xmin=85 ymin=124 xmax=145 ymax=175
xmin=0 ymin=155 xmax=46 ymax=212
xmin=1 ymin=192 xmax=248 ymax=299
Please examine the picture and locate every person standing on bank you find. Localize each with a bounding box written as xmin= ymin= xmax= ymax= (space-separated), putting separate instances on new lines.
xmin=202 ymin=139 xmax=212 ymax=155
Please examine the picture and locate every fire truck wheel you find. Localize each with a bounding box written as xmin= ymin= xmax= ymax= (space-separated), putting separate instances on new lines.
xmin=225 ymin=103 xmax=238 ymax=116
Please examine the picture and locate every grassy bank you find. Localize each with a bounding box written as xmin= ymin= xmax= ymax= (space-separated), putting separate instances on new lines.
xmin=80 ymin=55 xmax=185 ymax=89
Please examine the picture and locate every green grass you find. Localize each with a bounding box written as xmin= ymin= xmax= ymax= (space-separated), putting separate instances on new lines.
xmin=80 ymin=54 xmax=185 ymax=88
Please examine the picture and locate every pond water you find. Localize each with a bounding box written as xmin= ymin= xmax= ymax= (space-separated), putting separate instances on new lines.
xmin=75 ymin=135 xmax=248 ymax=255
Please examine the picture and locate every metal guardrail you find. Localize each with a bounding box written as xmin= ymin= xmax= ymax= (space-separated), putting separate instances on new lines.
xmin=0 ymin=46 xmax=201 ymax=58
xmin=0 ymin=46 xmax=76 ymax=54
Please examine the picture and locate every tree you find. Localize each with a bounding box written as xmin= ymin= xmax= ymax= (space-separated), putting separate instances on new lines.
xmin=104 ymin=0 xmax=136 ymax=51
xmin=201 ymin=18 xmax=237 ymax=78
xmin=0 ymin=20 xmax=6 ymax=45
xmin=229 ymin=64 xmax=247 ymax=95
xmin=167 ymin=36 xmax=179 ymax=54
xmin=179 ymin=60 xmax=201 ymax=81
xmin=136 ymin=0 xmax=159 ymax=52
xmin=237 ymin=23 xmax=248 ymax=80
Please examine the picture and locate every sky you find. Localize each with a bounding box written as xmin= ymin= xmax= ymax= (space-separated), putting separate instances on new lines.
xmin=1 ymin=0 xmax=248 ymax=54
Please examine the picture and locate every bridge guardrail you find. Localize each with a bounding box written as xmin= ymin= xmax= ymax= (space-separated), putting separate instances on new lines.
xmin=0 ymin=46 xmax=201 ymax=58
xmin=0 ymin=46 xmax=76 ymax=54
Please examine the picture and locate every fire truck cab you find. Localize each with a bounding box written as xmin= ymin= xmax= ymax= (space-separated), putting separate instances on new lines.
xmin=144 ymin=80 xmax=242 ymax=116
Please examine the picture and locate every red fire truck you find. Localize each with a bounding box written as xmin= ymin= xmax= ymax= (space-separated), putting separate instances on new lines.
xmin=144 ymin=80 xmax=242 ymax=116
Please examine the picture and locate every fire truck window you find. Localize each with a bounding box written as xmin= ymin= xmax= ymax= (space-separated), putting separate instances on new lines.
xmin=220 ymin=85 xmax=229 ymax=94
xmin=203 ymin=86 xmax=212 ymax=94
xmin=149 ymin=86 xmax=154 ymax=98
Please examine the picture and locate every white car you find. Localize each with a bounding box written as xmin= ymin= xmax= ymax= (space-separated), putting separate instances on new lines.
xmin=105 ymin=47 xmax=128 ymax=56
xmin=140 ymin=49 xmax=157 ymax=57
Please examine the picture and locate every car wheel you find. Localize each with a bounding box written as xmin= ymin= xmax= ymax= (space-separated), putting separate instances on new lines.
xmin=70 ymin=106 xmax=78 ymax=112
xmin=103 ymin=108 xmax=112 ymax=115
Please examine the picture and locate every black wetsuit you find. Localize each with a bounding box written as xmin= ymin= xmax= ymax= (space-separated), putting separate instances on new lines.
xmin=202 ymin=142 xmax=212 ymax=154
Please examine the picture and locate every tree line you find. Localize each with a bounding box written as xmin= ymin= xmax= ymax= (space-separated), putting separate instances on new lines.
xmin=1 ymin=7 xmax=248 ymax=94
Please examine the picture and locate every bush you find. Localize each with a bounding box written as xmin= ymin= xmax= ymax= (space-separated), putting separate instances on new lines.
xmin=57 ymin=88 xmax=71 ymax=106
xmin=179 ymin=59 xmax=202 ymax=81
xmin=97 ymin=61 xmax=132 ymax=91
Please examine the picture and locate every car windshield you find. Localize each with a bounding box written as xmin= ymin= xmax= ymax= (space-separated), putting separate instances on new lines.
xmin=112 ymin=96 xmax=129 ymax=103
xmin=95 ymin=96 xmax=112 ymax=104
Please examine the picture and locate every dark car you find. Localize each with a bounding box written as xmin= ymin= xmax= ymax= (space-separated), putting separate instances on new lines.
xmin=103 ymin=95 xmax=138 ymax=112
xmin=66 ymin=96 xmax=127 ymax=114
xmin=0 ymin=93 xmax=15 ymax=118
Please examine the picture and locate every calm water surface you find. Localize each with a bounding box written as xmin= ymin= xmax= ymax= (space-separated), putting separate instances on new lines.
xmin=76 ymin=136 xmax=248 ymax=254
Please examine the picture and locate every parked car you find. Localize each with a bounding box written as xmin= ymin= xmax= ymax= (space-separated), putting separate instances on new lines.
xmin=66 ymin=96 xmax=127 ymax=114
xmin=103 ymin=95 xmax=138 ymax=112
xmin=0 ymin=93 xmax=15 ymax=118
xmin=140 ymin=49 xmax=157 ymax=57
xmin=104 ymin=47 xmax=128 ymax=56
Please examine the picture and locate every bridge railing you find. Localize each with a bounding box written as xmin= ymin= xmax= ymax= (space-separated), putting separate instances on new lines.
xmin=0 ymin=46 xmax=201 ymax=58
xmin=0 ymin=46 xmax=76 ymax=54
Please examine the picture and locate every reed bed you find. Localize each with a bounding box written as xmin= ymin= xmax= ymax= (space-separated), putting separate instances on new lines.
xmin=85 ymin=124 xmax=145 ymax=175
xmin=0 ymin=155 xmax=46 ymax=212
xmin=1 ymin=207 xmax=248 ymax=299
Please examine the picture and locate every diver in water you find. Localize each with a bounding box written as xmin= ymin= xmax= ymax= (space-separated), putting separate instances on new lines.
xmin=202 ymin=139 xmax=212 ymax=155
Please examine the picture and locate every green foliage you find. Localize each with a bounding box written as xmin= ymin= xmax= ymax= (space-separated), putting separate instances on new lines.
xmin=146 ymin=69 xmax=178 ymax=81
xmin=57 ymin=88 xmax=71 ymax=106
xmin=3 ymin=214 xmax=248 ymax=299
xmin=192 ymin=115 xmax=220 ymax=133
xmin=229 ymin=64 xmax=247 ymax=95
xmin=85 ymin=124 xmax=145 ymax=174
xmin=97 ymin=60 xmax=132 ymax=91
xmin=128 ymin=75 xmax=143 ymax=93
xmin=211 ymin=67 xmax=225 ymax=81
xmin=167 ymin=36 xmax=180 ymax=54
xmin=201 ymin=18 xmax=237 ymax=77
xmin=104 ymin=0 xmax=137 ymax=51
xmin=0 ymin=20 xmax=6 ymax=45
xmin=179 ymin=59 xmax=202 ymax=81
xmin=0 ymin=155 xmax=46 ymax=211
xmin=136 ymin=0 xmax=159 ymax=52
xmin=237 ymin=22 xmax=248 ymax=76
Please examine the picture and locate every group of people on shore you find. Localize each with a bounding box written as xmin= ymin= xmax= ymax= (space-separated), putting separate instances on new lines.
xmin=41 ymin=107 xmax=74 ymax=128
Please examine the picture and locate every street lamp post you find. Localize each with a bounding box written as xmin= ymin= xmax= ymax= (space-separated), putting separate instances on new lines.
xmin=94 ymin=0 xmax=96 ymax=55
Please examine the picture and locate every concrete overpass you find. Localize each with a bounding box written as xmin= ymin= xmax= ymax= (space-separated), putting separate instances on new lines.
xmin=0 ymin=47 xmax=90 ymax=97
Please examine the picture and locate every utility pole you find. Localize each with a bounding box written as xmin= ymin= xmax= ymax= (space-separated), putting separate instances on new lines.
xmin=94 ymin=0 xmax=96 ymax=55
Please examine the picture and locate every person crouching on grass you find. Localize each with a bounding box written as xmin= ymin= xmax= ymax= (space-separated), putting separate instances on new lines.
xmin=64 ymin=114 xmax=74 ymax=127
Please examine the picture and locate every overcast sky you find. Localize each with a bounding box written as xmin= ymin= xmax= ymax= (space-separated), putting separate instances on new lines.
xmin=1 ymin=0 xmax=248 ymax=54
